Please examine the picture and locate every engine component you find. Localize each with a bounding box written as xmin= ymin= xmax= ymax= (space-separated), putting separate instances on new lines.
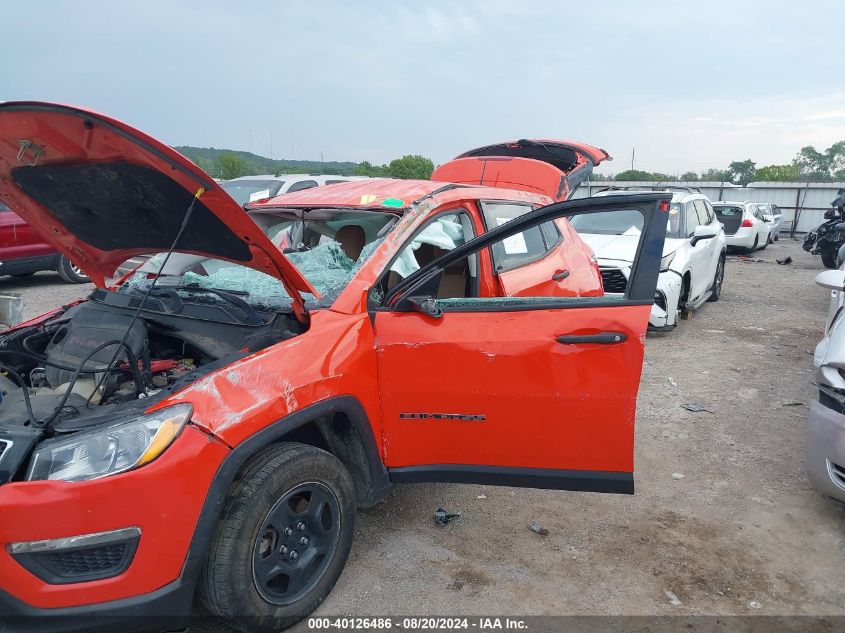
xmin=44 ymin=303 xmax=148 ymax=396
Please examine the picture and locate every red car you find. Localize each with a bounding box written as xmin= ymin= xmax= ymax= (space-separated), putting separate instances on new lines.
xmin=0 ymin=202 xmax=90 ymax=283
xmin=0 ymin=103 xmax=668 ymax=632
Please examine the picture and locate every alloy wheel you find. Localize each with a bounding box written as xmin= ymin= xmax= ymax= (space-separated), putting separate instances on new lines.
xmin=252 ymin=482 xmax=342 ymax=606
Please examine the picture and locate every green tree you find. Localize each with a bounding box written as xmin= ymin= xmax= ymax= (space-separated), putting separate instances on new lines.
xmin=680 ymin=171 xmax=699 ymax=181
xmin=354 ymin=160 xmax=388 ymax=177
xmin=699 ymin=168 xmax=726 ymax=182
xmin=218 ymin=153 xmax=246 ymax=180
xmin=795 ymin=141 xmax=845 ymax=181
xmin=387 ymin=155 xmax=435 ymax=180
xmin=727 ymin=160 xmax=757 ymax=186
xmin=614 ymin=169 xmax=657 ymax=181
xmin=754 ymin=163 xmax=800 ymax=181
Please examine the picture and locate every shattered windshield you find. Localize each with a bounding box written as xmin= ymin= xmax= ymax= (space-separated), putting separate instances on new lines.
xmin=219 ymin=179 xmax=284 ymax=205
xmin=118 ymin=210 xmax=396 ymax=311
xmin=570 ymin=204 xmax=682 ymax=238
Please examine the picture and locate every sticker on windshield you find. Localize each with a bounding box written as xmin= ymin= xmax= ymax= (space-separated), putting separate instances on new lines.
xmin=360 ymin=194 xmax=377 ymax=204
xmin=495 ymin=217 xmax=528 ymax=254
xmin=249 ymin=189 xmax=271 ymax=202
xmin=382 ymin=198 xmax=405 ymax=208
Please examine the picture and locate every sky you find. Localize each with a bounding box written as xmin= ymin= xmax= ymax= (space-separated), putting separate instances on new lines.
xmin=3 ymin=1 xmax=845 ymax=174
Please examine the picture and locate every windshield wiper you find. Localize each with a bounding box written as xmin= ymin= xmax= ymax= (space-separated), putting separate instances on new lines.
xmin=179 ymin=284 xmax=264 ymax=325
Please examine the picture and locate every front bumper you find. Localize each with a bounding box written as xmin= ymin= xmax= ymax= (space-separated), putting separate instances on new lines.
xmin=0 ymin=580 xmax=195 ymax=633
xmin=806 ymin=399 xmax=845 ymax=503
xmin=650 ymin=271 xmax=683 ymax=329
xmin=0 ymin=425 xmax=227 ymax=615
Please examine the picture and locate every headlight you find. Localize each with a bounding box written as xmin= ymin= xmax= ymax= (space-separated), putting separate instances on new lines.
xmin=660 ymin=252 xmax=676 ymax=271
xmin=26 ymin=404 xmax=191 ymax=482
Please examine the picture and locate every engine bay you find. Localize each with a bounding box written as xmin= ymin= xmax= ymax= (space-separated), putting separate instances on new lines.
xmin=0 ymin=295 xmax=301 ymax=432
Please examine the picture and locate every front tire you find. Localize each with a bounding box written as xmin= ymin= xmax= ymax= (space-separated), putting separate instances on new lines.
xmin=56 ymin=255 xmax=90 ymax=283
xmin=200 ymin=443 xmax=356 ymax=633
xmin=708 ymin=256 xmax=724 ymax=302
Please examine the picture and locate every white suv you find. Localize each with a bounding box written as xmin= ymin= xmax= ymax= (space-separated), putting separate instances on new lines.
xmin=220 ymin=174 xmax=365 ymax=205
xmin=572 ymin=187 xmax=727 ymax=331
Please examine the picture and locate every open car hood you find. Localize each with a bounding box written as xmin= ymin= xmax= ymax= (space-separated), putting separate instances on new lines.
xmin=431 ymin=139 xmax=611 ymax=201
xmin=0 ymin=102 xmax=316 ymax=319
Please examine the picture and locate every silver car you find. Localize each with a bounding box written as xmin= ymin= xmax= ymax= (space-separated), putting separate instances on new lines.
xmin=751 ymin=202 xmax=783 ymax=242
xmin=808 ymin=268 xmax=845 ymax=502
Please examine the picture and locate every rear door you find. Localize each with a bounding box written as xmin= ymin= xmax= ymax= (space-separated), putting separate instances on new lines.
xmin=479 ymin=200 xmax=602 ymax=298
xmin=374 ymin=194 xmax=669 ymax=493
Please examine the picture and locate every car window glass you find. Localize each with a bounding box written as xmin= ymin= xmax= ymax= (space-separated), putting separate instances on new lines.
xmin=693 ymin=200 xmax=708 ymax=226
xmin=325 ymin=179 xmax=347 ymax=185
xmin=685 ymin=203 xmax=699 ymax=237
xmin=480 ymin=202 xmax=549 ymax=272
xmin=378 ymin=211 xmax=477 ymax=302
xmin=702 ymin=200 xmax=715 ymax=223
xmin=428 ymin=206 xmax=647 ymax=310
xmin=287 ymin=180 xmax=318 ymax=193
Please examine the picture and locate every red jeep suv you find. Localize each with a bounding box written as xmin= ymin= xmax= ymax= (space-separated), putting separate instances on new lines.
xmin=0 ymin=103 xmax=669 ymax=632
xmin=0 ymin=202 xmax=90 ymax=283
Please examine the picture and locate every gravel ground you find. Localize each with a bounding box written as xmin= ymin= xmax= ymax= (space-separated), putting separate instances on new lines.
xmin=2 ymin=239 xmax=842 ymax=627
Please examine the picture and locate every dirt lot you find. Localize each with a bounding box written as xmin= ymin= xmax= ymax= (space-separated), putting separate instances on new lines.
xmin=2 ymin=239 xmax=842 ymax=624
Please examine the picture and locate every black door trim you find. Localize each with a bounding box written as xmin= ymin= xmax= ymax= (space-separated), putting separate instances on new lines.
xmin=388 ymin=464 xmax=633 ymax=494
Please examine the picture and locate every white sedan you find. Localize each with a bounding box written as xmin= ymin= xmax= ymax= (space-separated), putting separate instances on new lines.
xmin=713 ymin=201 xmax=771 ymax=253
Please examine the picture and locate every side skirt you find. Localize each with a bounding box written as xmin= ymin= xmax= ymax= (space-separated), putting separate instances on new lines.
xmin=388 ymin=465 xmax=633 ymax=494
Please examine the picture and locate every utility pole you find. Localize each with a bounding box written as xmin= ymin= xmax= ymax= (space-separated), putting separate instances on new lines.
xmin=631 ymin=148 xmax=635 ymax=171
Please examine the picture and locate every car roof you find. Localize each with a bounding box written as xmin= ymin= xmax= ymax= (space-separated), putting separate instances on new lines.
xmin=247 ymin=177 xmax=549 ymax=213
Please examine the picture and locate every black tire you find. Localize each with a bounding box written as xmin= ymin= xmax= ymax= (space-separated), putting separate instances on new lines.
xmin=707 ymin=256 xmax=724 ymax=302
xmin=822 ymin=251 xmax=837 ymax=269
xmin=759 ymin=237 xmax=767 ymax=250
xmin=746 ymin=235 xmax=759 ymax=254
xmin=56 ymin=255 xmax=90 ymax=283
xmin=199 ymin=443 xmax=356 ymax=633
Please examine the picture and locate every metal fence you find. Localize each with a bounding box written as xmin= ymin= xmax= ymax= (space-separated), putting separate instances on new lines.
xmin=573 ymin=181 xmax=845 ymax=234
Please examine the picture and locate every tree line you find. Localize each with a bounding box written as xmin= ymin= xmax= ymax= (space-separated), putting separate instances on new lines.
xmin=601 ymin=141 xmax=845 ymax=185
xmin=177 ymin=146 xmax=435 ymax=181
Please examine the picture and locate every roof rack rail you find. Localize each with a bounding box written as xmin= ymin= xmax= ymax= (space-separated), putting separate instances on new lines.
xmin=596 ymin=184 xmax=701 ymax=194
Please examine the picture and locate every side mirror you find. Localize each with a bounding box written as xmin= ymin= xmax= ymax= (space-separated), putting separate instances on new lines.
xmin=690 ymin=225 xmax=718 ymax=247
xmin=407 ymin=296 xmax=442 ymax=319
xmin=815 ymin=269 xmax=845 ymax=291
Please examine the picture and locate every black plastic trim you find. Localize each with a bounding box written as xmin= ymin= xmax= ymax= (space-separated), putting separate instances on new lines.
xmin=11 ymin=533 xmax=139 ymax=585
xmin=388 ymin=464 xmax=634 ymax=494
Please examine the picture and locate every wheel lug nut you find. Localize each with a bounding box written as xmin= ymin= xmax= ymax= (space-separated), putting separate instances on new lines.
xmin=300 ymin=536 xmax=309 ymax=546
xmin=297 ymin=521 xmax=306 ymax=531
xmin=283 ymin=527 xmax=293 ymax=536
xmin=289 ymin=550 xmax=298 ymax=560
xmin=280 ymin=545 xmax=288 ymax=555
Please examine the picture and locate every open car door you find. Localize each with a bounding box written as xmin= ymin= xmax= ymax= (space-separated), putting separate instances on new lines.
xmin=374 ymin=194 xmax=669 ymax=494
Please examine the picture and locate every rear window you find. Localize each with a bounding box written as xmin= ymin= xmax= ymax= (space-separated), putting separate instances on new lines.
xmin=220 ymin=179 xmax=283 ymax=205
xmin=479 ymin=202 xmax=558 ymax=272
xmin=715 ymin=206 xmax=742 ymax=217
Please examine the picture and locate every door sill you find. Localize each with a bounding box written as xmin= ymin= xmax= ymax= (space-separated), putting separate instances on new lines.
xmin=388 ymin=464 xmax=633 ymax=494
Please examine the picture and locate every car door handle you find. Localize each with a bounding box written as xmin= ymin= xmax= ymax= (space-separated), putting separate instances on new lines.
xmin=552 ymin=269 xmax=570 ymax=281
xmin=556 ymin=332 xmax=627 ymax=344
